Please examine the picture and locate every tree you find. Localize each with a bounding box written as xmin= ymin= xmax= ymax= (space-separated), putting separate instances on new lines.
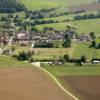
xmin=89 ymin=32 xmax=96 ymax=40
xmin=97 ymin=0 xmax=100 ymax=3
xmin=31 ymin=27 xmax=38 ymax=32
xmin=63 ymin=34 xmax=71 ymax=48
xmin=17 ymin=51 xmax=33 ymax=61
xmin=63 ymin=54 xmax=70 ymax=62
xmin=80 ymin=55 xmax=87 ymax=63
xmin=17 ymin=51 xmax=28 ymax=61
xmin=91 ymin=40 xmax=96 ymax=48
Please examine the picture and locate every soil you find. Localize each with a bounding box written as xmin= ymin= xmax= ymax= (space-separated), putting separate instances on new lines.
xmin=0 ymin=68 xmax=73 ymax=100
xmin=69 ymin=3 xmax=100 ymax=12
xmin=60 ymin=76 xmax=100 ymax=100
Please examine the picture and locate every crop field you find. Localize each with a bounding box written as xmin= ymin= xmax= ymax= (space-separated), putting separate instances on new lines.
xmin=69 ymin=3 xmax=100 ymax=12
xmin=0 ymin=66 xmax=73 ymax=100
xmin=42 ymin=64 xmax=100 ymax=100
xmin=61 ymin=76 xmax=100 ymax=100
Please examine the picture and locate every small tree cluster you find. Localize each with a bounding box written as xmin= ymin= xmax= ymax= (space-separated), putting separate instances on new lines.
xmin=17 ymin=51 xmax=33 ymax=61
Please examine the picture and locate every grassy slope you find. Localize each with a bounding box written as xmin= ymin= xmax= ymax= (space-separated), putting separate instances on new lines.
xmin=0 ymin=56 xmax=32 ymax=68
xmin=35 ymin=18 xmax=100 ymax=35
xmin=20 ymin=0 xmax=67 ymax=10
xmin=66 ymin=0 xmax=95 ymax=6
xmin=42 ymin=64 xmax=100 ymax=76
xmin=20 ymin=0 xmax=95 ymax=10
xmin=71 ymin=19 xmax=100 ymax=35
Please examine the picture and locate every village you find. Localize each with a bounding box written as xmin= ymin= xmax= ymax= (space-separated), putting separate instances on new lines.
xmin=0 ymin=29 xmax=94 ymax=46
xmin=0 ymin=28 xmax=99 ymax=65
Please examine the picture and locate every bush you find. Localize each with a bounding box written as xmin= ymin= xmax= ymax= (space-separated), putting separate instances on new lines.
xmin=63 ymin=54 xmax=70 ymax=62
xmin=80 ymin=55 xmax=87 ymax=63
xmin=17 ymin=51 xmax=33 ymax=61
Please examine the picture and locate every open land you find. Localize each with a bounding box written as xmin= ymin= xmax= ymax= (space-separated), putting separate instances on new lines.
xmin=60 ymin=76 xmax=100 ymax=100
xmin=0 ymin=67 xmax=74 ymax=100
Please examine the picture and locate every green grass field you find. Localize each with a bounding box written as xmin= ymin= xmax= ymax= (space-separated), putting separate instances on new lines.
xmin=35 ymin=18 xmax=100 ymax=35
xmin=20 ymin=0 xmax=67 ymax=10
xmin=14 ymin=44 xmax=76 ymax=60
xmin=42 ymin=64 xmax=100 ymax=76
xmin=20 ymin=0 xmax=95 ymax=10
xmin=73 ymin=43 xmax=100 ymax=60
xmin=13 ymin=42 xmax=100 ymax=61
xmin=0 ymin=56 xmax=32 ymax=68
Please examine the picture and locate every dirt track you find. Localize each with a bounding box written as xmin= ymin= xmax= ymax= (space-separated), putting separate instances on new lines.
xmin=0 ymin=68 xmax=73 ymax=100
xmin=61 ymin=76 xmax=100 ymax=100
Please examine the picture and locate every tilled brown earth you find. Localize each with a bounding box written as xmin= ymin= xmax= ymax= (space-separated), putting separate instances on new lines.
xmin=69 ymin=3 xmax=100 ymax=12
xmin=0 ymin=68 xmax=73 ymax=100
xmin=60 ymin=76 xmax=100 ymax=100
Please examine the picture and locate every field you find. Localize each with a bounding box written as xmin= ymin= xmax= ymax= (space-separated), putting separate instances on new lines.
xmin=0 ymin=56 xmax=32 ymax=68
xmin=73 ymin=43 xmax=100 ymax=60
xmin=14 ymin=41 xmax=100 ymax=61
xmin=36 ymin=18 xmax=100 ymax=35
xmin=14 ymin=43 xmax=76 ymax=60
xmin=20 ymin=0 xmax=68 ymax=10
xmin=61 ymin=76 xmax=100 ymax=100
xmin=69 ymin=3 xmax=100 ymax=12
xmin=0 ymin=0 xmax=99 ymax=100
xmin=0 ymin=55 xmax=74 ymax=100
xmin=42 ymin=64 xmax=100 ymax=100
xmin=42 ymin=64 xmax=100 ymax=76
xmin=0 ymin=67 xmax=73 ymax=100
xmin=20 ymin=0 xmax=95 ymax=10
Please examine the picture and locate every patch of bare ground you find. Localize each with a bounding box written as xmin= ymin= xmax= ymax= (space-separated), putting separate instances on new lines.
xmin=69 ymin=3 xmax=100 ymax=12
xmin=0 ymin=68 xmax=73 ymax=100
xmin=60 ymin=76 xmax=100 ymax=100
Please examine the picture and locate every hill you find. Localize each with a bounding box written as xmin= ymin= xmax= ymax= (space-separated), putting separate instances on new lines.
xmin=20 ymin=0 xmax=95 ymax=10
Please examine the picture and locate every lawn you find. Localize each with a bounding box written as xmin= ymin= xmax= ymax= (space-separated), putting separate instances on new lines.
xmin=73 ymin=43 xmax=100 ymax=60
xmin=0 ymin=56 xmax=32 ymax=68
xmin=42 ymin=64 xmax=100 ymax=76
xmin=14 ymin=44 xmax=76 ymax=60
xmin=14 ymin=42 xmax=100 ymax=61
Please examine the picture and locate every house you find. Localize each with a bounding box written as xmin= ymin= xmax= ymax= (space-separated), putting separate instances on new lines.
xmin=16 ymin=32 xmax=30 ymax=46
xmin=47 ymin=32 xmax=64 ymax=42
xmin=64 ymin=31 xmax=76 ymax=39
xmin=78 ymin=34 xmax=92 ymax=41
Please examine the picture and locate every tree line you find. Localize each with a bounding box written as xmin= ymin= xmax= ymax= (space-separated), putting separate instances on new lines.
xmin=74 ymin=13 xmax=100 ymax=20
xmin=0 ymin=0 xmax=25 ymax=13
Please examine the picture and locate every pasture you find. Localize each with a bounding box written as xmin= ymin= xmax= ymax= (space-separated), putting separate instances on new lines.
xmin=14 ymin=41 xmax=100 ymax=61
xmin=36 ymin=18 xmax=100 ymax=35
xmin=73 ymin=43 xmax=100 ymax=60
xmin=42 ymin=64 xmax=100 ymax=76
xmin=15 ymin=43 xmax=76 ymax=60
xmin=20 ymin=0 xmax=95 ymax=10
xmin=0 ymin=56 xmax=32 ymax=68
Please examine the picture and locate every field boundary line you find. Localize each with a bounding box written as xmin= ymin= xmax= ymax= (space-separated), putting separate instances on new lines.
xmin=32 ymin=63 xmax=79 ymax=100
